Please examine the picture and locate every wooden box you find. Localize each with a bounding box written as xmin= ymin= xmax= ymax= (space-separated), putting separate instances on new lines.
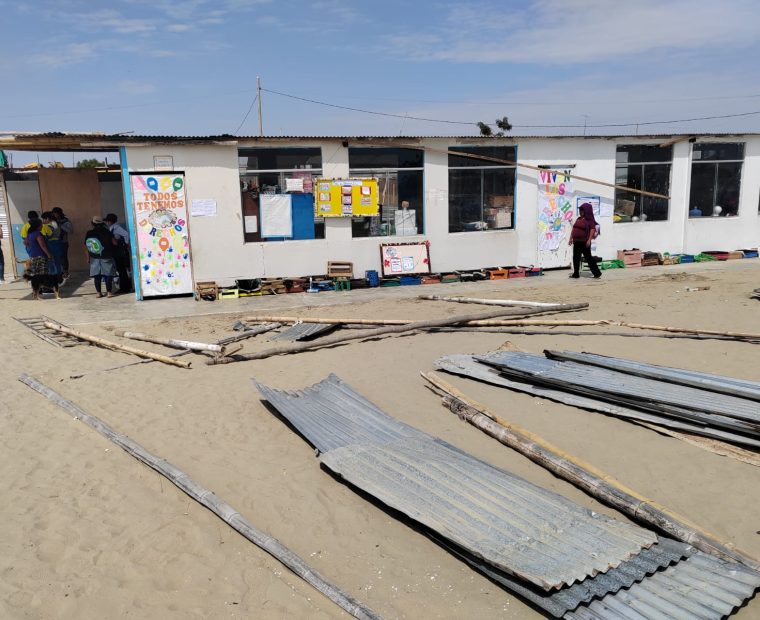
xmin=507 ymin=268 xmax=526 ymax=278
xmin=327 ymin=261 xmax=354 ymax=278
xmin=617 ymin=250 xmax=642 ymax=267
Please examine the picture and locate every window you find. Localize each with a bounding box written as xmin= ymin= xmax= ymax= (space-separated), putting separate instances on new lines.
xmin=238 ymin=148 xmax=324 ymax=241
xmin=689 ymin=142 xmax=744 ymax=217
xmin=614 ymin=145 xmax=672 ymax=222
xmin=348 ymin=148 xmax=424 ymax=237
xmin=448 ymin=146 xmax=516 ymax=232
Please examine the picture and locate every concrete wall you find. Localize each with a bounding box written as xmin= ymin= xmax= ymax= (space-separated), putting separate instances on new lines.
xmin=124 ymin=136 xmax=760 ymax=287
xmin=99 ymin=179 xmax=126 ymax=223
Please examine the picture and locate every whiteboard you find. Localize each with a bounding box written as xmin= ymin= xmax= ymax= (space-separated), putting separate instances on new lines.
xmin=380 ymin=242 xmax=431 ymax=276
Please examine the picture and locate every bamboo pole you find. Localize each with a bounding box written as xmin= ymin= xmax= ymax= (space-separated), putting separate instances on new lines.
xmin=618 ymin=321 xmax=760 ymax=340
xmin=18 ymin=374 xmax=381 ymax=620
xmin=421 ymin=371 xmax=760 ymax=572
xmin=43 ymin=321 xmax=191 ymax=369
xmin=214 ymin=303 xmax=589 ymax=364
xmin=115 ymin=330 xmax=224 ymax=353
xmin=69 ymin=324 xmax=282 ymax=380
xmin=242 ymin=311 xmax=592 ymax=328
xmin=363 ymin=140 xmax=670 ymax=200
xmin=417 ymin=294 xmax=564 ymax=308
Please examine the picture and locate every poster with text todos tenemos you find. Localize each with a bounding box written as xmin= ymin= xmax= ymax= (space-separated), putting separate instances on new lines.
xmin=130 ymin=173 xmax=193 ymax=297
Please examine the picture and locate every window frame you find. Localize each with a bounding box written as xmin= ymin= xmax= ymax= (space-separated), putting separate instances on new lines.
xmin=688 ymin=142 xmax=745 ymax=219
xmin=614 ymin=144 xmax=673 ymax=224
xmin=347 ymin=147 xmax=425 ymax=238
xmin=237 ymin=147 xmax=324 ymax=243
xmin=447 ymin=146 xmax=517 ymax=233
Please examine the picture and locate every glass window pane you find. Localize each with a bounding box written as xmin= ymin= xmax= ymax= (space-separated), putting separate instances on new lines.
xmin=482 ymin=168 xmax=515 ymax=230
xmin=449 ymin=169 xmax=484 ymax=232
xmin=716 ymin=162 xmax=742 ymax=216
xmin=641 ymin=164 xmax=671 ymax=221
xmin=348 ymin=147 xmax=423 ymax=169
xmin=448 ymin=146 xmax=516 ymax=167
xmin=692 ymin=142 xmax=744 ymax=161
xmin=238 ymin=147 xmax=321 ymax=171
xmin=350 ymin=170 xmax=424 ymax=237
xmin=688 ymin=163 xmax=715 ymax=217
xmin=614 ymin=165 xmax=642 ymax=222
xmin=616 ymin=145 xmax=673 ymax=164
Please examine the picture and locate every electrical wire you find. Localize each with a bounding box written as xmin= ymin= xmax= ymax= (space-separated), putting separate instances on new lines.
xmin=262 ymin=87 xmax=760 ymax=129
xmin=233 ymin=93 xmax=259 ymax=135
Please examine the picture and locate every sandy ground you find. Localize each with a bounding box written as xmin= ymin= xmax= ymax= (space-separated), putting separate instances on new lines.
xmin=1 ymin=260 xmax=760 ymax=619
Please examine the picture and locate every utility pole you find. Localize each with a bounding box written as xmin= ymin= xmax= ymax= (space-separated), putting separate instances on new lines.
xmin=257 ymin=76 xmax=263 ymax=136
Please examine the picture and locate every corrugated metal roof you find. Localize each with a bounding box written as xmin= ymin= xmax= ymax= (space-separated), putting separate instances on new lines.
xmin=434 ymin=355 xmax=760 ymax=450
xmin=565 ymin=551 xmax=760 ymax=620
xmin=431 ymin=528 xmax=691 ymax=618
xmin=254 ymin=375 xmax=658 ymax=592
xmin=477 ymin=352 xmax=760 ymax=440
xmin=546 ymin=351 xmax=760 ymax=402
xmin=270 ymin=322 xmax=338 ymax=342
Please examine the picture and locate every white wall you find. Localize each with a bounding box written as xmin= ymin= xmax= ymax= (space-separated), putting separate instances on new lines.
xmin=99 ymin=179 xmax=126 ymax=223
xmin=124 ymin=136 xmax=760 ymax=288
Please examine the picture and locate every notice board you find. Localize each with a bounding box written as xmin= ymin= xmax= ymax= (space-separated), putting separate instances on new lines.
xmin=130 ymin=173 xmax=193 ymax=297
xmin=315 ymin=178 xmax=379 ymax=217
xmin=380 ymin=241 xmax=431 ymax=277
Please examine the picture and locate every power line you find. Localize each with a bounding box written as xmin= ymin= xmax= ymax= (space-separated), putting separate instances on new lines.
xmin=233 ymin=93 xmax=258 ymax=135
xmin=262 ymin=87 xmax=760 ymax=129
xmin=260 ymin=88 xmax=474 ymax=126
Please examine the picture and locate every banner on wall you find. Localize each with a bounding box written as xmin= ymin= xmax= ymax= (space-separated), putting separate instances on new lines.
xmin=315 ymin=178 xmax=379 ymax=217
xmin=130 ymin=173 xmax=193 ymax=297
xmin=536 ymin=168 xmax=575 ymax=269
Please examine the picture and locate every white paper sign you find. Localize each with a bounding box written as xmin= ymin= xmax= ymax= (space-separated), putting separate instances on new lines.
xmin=190 ymin=199 xmax=217 ymax=217
xmin=244 ymin=215 xmax=258 ymax=233
xmin=260 ymin=194 xmax=293 ymax=237
xmin=285 ymin=177 xmax=304 ymax=192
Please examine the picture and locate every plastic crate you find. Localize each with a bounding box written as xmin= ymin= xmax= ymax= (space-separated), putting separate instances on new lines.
xmin=598 ymin=259 xmax=625 ymax=270
xmin=677 ymin=254 xmax=695 ymax=263
xmin=365 ymin=269 xmax=380 ymax=287
xmin=507 ymin=268 xmax=526 ymax=278
xmin=488 ymin=268 xmax=509 ymax=280
xmin=741 ymin=249 xmax=759 ymax=258
xmin=525 ymin=267 xmax=543 ymax=277
xmin=399 ymin=276 xmax=422 ymax=286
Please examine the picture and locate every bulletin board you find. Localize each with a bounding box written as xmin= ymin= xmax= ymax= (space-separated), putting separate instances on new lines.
xmin=314 ymin=178 xmax=379 ymax=217
xmin=380 ymin=241 xmax=431 ymax=277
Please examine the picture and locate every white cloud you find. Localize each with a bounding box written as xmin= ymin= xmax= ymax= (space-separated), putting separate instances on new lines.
xmin=166 ymin=23 xmax=193 ymax=32
xmin=388 ymin=0 xmax=760 ymax=64
xmin=30 ymin=42 xmax=94 ymax=67
xmin=118 ymin=80 xmax=157 ymax=95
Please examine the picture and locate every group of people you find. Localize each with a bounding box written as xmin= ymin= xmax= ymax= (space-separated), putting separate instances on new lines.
xmin=21 ymin=208 xmax=132 ymax=298
xmin=21 ymin=208 xmax=72 ymax=283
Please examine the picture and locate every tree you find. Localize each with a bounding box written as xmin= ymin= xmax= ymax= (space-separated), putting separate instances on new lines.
xmin=76 ymin=158 xmax=106 ymax=169
xmin=477 ymin=116 xmax=512 ymax=137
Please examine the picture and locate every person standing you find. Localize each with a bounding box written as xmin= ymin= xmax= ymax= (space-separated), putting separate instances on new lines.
xmin=104 ymin=213 xmax=132 ymax=294
xmin=84 ymin=216 xmax=118 ymax=298
xmin=0 ymin=223 xmax=5 ymax=283
xmin=41 ymin=212 xmax=63 ymax=281
xmin=568 ymin=202 xmax=602 ymax=279
xmin=21 ymin=210 xmax=52 ymax=243
xmin=26 ymin=219 xmax=53 ymax=277
xmin=52 ymin=207 xmax=73 ymax=278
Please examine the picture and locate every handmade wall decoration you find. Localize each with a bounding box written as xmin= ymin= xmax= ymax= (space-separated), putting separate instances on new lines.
xmin=536 ymin=168 xmax=575 ymax=268
xmin=130 ymin=173 xmax=193 ymax=297
xmin=315 ymin=178 xmax=379 ymax=217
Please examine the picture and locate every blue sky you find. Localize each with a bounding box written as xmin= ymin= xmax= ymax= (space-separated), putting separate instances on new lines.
xmin=2 ymin=0 xmax=760 ymax=139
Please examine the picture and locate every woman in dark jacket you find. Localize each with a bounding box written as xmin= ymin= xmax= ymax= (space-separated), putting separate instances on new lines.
xmin=568 ymin=202 xmax=601 ymax=279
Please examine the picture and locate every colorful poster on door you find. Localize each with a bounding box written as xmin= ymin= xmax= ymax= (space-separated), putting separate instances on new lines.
xmin=536 ymin=168 xmax=574 ymax=268
xmin=130 ymin=173 xmax=193 ymax=297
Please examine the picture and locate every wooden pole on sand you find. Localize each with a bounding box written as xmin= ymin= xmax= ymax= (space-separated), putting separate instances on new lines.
xmin=214 ymin=303 xmax=589 ymax=364
xmin=114 ymin=330 xmax=224 ymax=353
xmin=43 ymin=321 xmax=191 ymax=369
xmin=421 ymin=370 xmax=760 ymax=572
xmin=18 ymin=374 xmax=382 ymax=620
